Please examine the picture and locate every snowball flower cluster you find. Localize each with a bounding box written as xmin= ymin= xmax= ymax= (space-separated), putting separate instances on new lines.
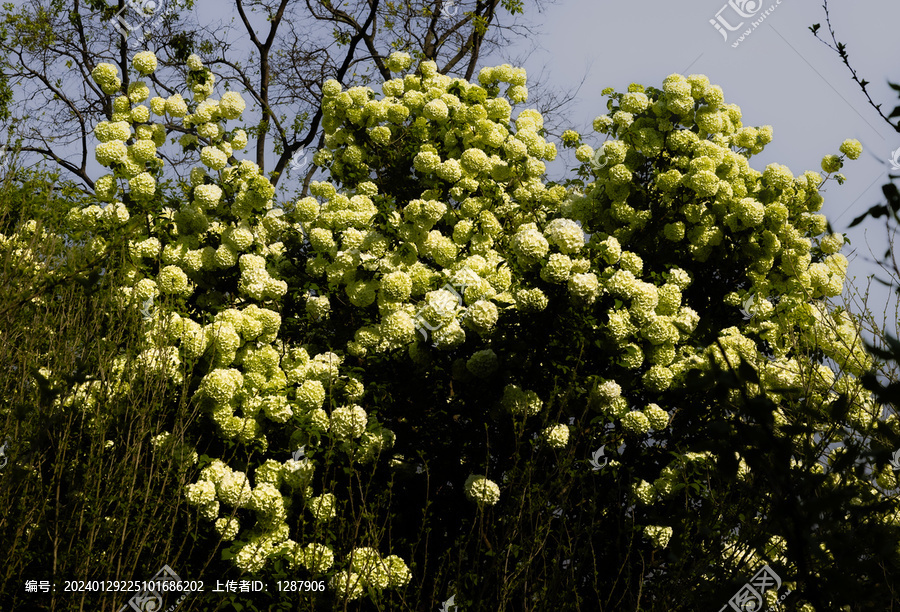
xmin=467 ymin=349 xmax=498 ymax=378
xmin=306 ymin=295 xmax=331 ymax=320
xmin=643 ymin=404 xmax=670 ymax=430
xmin=308 ymin=493 xmax=336 ymax=521
xmin=465 ymin=300 xmax=499 ymax=334
xmin=568 ymin=272 xmax=600 ymax=304
xmin=214 ymin=517 xmax=240 ymax=540
xmin=621 ymin=410 xmax=651 ymax=435
xmin=95 ymin=121 xmax=131 ymax=142
xmin=219 ymin=91 xmax=246 ymax=119
xmin=132 ymin=51 xmax=158 ymax=75
xmin=513 ymin=224 xmax=549 ymax=262
xmin=643 ymin=525 xmax=673 ymax=549
xmin=541 ymin=424 xmax=570 ymax=449
xmin=218 ymin=470 xmax=253 ymax=507
xmin=238 ymin=253 xmax=287 ymax=301
xmin=330 ymin=571 xmax=364 ymax=600
xmin=330 ymin=405 xmax=367 ymax=440
xmin=839 ymin=138 xmax=862 ymax=160
xmin=299 ymin=543 xmax=335 ymax=573
xmin=91 ymin=63 xmax=121 ymax=95
xmin=634 ymin=479 xmax=656 ymax=505
xmin=544 ymin=218 xmax=584 ymax=253
xmin=158 ymin=265 xmax=190 ymax=295
xmin=385 ymin=52 xmax=413 ymax=73
xmin=464 ymin=474 xmax=501 ymax=506
xmin=502 ymin=384 xmax=542 ymax=416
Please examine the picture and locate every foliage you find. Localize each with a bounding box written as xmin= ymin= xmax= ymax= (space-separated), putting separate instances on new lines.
xmin=0 ymin=155 xmax=224 ymax=611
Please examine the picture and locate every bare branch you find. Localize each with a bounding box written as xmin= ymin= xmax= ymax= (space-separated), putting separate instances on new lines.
xmin=809 ymin=0 xmax=900 ymax=133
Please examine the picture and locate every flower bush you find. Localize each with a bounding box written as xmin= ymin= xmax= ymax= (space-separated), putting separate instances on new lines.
xmin=30 ymin=48 xmax=895 ymax=609
xmin=77 ymin=52 xmax=411 ymax=598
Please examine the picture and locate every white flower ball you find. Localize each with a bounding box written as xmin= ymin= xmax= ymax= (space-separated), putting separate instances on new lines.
xmin=308 ymin=492 xmax=336 ymax=521
xmin=306 ymin=295 xmax=331 ymax=320
xmin=568 ymin=273 xmax=600 ymax=304
xmin=217 ymin=470 xmax=252 ymax=507
xmin=621 ymin=410 xmax=651 ymax=435
xmin=330 ymin=570 xmax=364 ymax=601
xmin=185 ymin=479 xmax=216 ymax=506
xmin=214 ymin=517 xmax=240 ymax=540
xmin=299 ymin=543 xmax=334 ymax=573
xmin=466 ymin=349 xmax=499 ymax=378
xmin=644 ymin=403 xmax=670 ymax=430
xmin=464 ymin=474 xmax=501 ymax=506
xmin=544 ymin=218 xmax=584 ymax=254
xmin=644 ymin=525 xmax=673 ymax=549
xmin=158 ymin=265 xmax=189 ymax=295
xmin=502 ymin=384 xmax=542 ymax=416
xmin=541 ymin=424 xmax=570 ymax=449
xmin=465 ymin=300 xmax=499 ymax=334
xmin=132 ymin=51 xmax=157 ymax=75
xmin=385 ymin=555 xmax=412 ymax=587
xmin=219 ymin=91 xmax=246 ymax=119
xmin=330 ymin=405 xmax=367 ymax=440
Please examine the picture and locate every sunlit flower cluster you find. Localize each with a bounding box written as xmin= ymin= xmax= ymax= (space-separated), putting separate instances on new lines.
xmin=300 ymin=53 xmax=570 ymax=360
xmin=643 ymin=525 xmax=673 ymax=549
xmin=564 ymin=74 xmax=886 ymax=565
xmin=464 ymin=474 xmax=501 ymax=506
xmin=307 ymin=492 xmax=336 ymax=521
xmin=541 ymin=424 xmax=570 ymax=449
xmin=72 ymin=51 xmax=420 ymax=592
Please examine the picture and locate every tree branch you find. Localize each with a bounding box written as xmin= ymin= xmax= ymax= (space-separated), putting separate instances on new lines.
xmin=809 ymin=0 xmax=900 ymax=133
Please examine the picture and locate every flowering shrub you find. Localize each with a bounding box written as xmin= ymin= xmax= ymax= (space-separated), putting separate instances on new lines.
xmin=37 ymin=47 xmax=896 ymax=608
xmin=78 ymin=52 xmax=410 ymax=598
